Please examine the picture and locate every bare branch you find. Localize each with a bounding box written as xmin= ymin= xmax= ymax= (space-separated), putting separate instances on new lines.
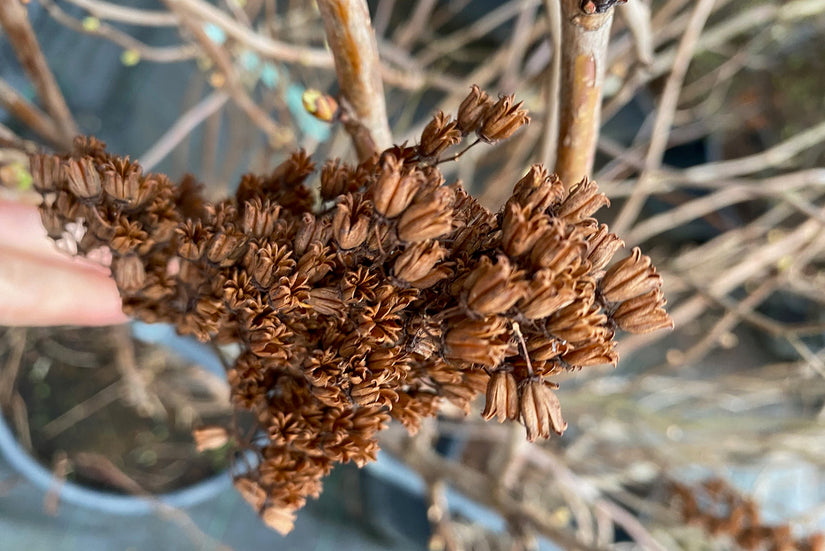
xmin=140 ymin=91 xmax=230 ymax=171
xmin=0 ymin=77 xmax=67 ymax=149
xmin=612 ymin=0 xmax=717 ymax=235
xmin=555 ymin=0 xmax=615 ymax=188
xmin=0 ymin=0 xmax=78 ymax=145
xmin=62 ymin=0 xmax=180 ymax=26
xmin=39 ymin=0 xmax=197 ymax=63
xmin=317 ymin=0 xmax=392 ymax=161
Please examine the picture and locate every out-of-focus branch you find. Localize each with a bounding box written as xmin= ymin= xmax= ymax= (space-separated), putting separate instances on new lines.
xmin=0 ymin=0 xmax=78 ymax=147
xmin=38 ymin=0 xmax=197 ymax=63
xmin=63 ymin=0 xmax=180 ymax=26
xmin=140 ymin=91 xmax=230 ymax=171
xmin=317 ymin=0 xmax=392 ymax=161
xmin=555 ymin=0 xmax=615 ymax=188
xmin=0 ymin=122 xmax=38 ymax=154
xmin=0 ymin=77 xmax=66 ymax=149
xmin=539 ymin=0 xmax=562 ymax=168
xmin=618 ymin=0 xmax=654 ymax=65
xmin=380 ymin=430 xmax=601 ymax=551
xmin=162 ymin=0 xmax=291 ymax=147
xmin=612 ymin=0 xmax=717 ymax=235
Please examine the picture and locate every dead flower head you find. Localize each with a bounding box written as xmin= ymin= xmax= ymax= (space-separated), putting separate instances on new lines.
xmin=31 ymin=87 xmax=671 ymax=534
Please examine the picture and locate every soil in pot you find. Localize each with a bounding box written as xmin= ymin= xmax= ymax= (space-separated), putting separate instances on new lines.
xmin=0 ymin=325 xmax=232 ymax=495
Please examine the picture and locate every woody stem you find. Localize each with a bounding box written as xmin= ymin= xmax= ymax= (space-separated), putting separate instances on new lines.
xmin=555 ymin=0 xmax=616 ymax=189
xmin=317 ymin=0 xmax=392 ymax=162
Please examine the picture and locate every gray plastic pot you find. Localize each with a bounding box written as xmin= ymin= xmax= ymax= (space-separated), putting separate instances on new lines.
xmin=0 ymin=322 xmax=231 ymax=515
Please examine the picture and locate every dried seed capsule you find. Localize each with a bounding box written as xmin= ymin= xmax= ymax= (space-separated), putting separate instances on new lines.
xmin=320 ymin=159 xmax=355 ymax=201
xmin=600 ymin=247 xmax=662 ymax=302
xmin=192 ymin=426 xmax=229 ymax=452
xmin=611 ymin=288 xmax=673 ymax=334
xmin=175 ymin=219 xmax=211 ymax=260
xmin=64 ymin=157 xmax=101 ymax=198
xmin=419 ymin=111 xmax=461 ymax=158
xmin=519 ymin=379 xmax=567 ymax=441
xmin=481 ymin=370 xmax=519 ymax=422
xmin=30 ymin=154 xmax=63 ymax=193
xmin=206 ymin=230 xmax=246 ymax=266
xmin=307 ymin=287 xmax=345 ymax=318
xmin=262 ymin=505 xmax=296 ymax=536
xmin=478 ymin=94 xmax=530 ymax=142
xmin=557 ymin=178 xmax=610 ymax=222
xmin=529 ymin=224 xmax=588 ymax=275
xmin=101 ymin=159 xmax=147 ymax=205
xmin=586 ymin=224 xmax=624 ymax=274
xmin=397 ymin=187 xmax=454 ymax=242
xmin=39 ymin=201 xmax=66 ymax=239
xmin=547 ymin=302 xmax=608 ymax=344
xmin=112 ymin=254 xmax=146 ymax=293
xmin=511 ymin=165 xmax=564 ymax=212
xmin=518 ymin=271 xmax=577 ymax=319
xmin=241 ymin=198 xmax=280 ymax=237
xmin=457 ymin=85 xmax=493 ymax=135
xmin=526 ymin=337 xmax=571 ymax=362
xmin=333 ymin=194 xmax=372 ymax=250
xmin=371 ymin=155 xmax=423 ymax=218
xmin=234 ymin=477 xmax=267 ymax=510
xmin=562 ymin=340 xmax=618 ymax=367
xmin=463 ymin=255 xmax=528 ymax=315
xmin=111 ymin=216 xmax=149 ymax=254
xmin=501 ymin=202 xmax=548 ymax=257
xmin=393 ymin=241 xmax=447 ymax=285
xmin=444 ymin=316 xmax=510 ymax=367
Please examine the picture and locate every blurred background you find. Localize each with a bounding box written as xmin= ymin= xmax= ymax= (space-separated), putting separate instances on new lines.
xmin=2 ymin=0 xmax=825 ymax=549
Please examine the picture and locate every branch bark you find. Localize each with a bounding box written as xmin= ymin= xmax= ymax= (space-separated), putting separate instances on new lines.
xmin=0 ymin=77 xmax=66 ymax=149
xmin=317 ymin=0 xmax=392 ymax=162
xmin=555 ymin=0 xmax=615 ymax=188
xmin=0 ymin=0 xmax=78 ymax=148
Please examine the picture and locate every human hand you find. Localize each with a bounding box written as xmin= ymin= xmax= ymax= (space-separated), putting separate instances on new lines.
xmin=0 ymin=199 xmax=126 ymax=326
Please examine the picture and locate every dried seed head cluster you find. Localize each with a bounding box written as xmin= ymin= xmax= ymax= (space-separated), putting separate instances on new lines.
xmin=670 ymin=479 xmax=825 ymax=551
xmin=31 ymin=87 xmax=672 ymax=534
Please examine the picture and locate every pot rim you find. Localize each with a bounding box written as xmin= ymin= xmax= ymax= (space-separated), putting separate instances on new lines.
xmin=0 ymin=322 xmax=231 ymax=515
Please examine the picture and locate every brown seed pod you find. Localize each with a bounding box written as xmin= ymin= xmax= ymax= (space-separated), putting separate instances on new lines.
xmin=478 ymin=94 xmax=530 ymax=142
xmin=519 ymin=379 xmax=567 ymax=441
xmin=457 ymin=84 xmax=493 ymax=135
xmin=482 ymin=370 xmax=519 ymax=422
xmin=600 ymin=247 xmax=663 ymax=303
xmin=419 ymin=110 xmax=461 ymax=158
xmin=397 ymin=186 xmax=454 ymax=242
xmin=393 ymin=241 xmax=448 ymax=285
xmin=463 ymin=255 xmax=528 ymax=315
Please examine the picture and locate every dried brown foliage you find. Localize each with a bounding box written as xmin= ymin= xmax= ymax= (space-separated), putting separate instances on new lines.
xmin=30 ymin=87 xmax=671 ymax=533
xmin=670 ymin=478 xmax=825 ymax=551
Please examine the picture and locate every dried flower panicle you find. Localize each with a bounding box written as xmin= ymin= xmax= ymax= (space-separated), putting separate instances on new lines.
xmin=31 ymin=86 xmax=672 ymax=533
xmin=670 ymin=478 xmax=825 ymax=551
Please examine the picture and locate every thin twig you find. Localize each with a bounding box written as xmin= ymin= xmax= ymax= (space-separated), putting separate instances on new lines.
xmin=38 ymin=0 xmax=197 ymax=63
xmin=0 ymin=122 xmax=40 ymax=153
xmin=538 ymin=0 xmax=561 ymax=169
xmin=617 ymin=1 xmax=654 ymax=66
xmin=163 ymin=0 xmax=291 ymax=147
xmin=612 ymin=0 xmax=717 ymax=236
xmin=62 ymin=0 xmax=180 ymax=26
xmin=40 ymin=381 xmax=122 ymax=439
xmin=0 ymin=0 xmax=78 ymax=144
xmin=0 ymin=77 xmax=67 ymax=149
xmin=140 ymin=91 xmax=230 ymax=171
